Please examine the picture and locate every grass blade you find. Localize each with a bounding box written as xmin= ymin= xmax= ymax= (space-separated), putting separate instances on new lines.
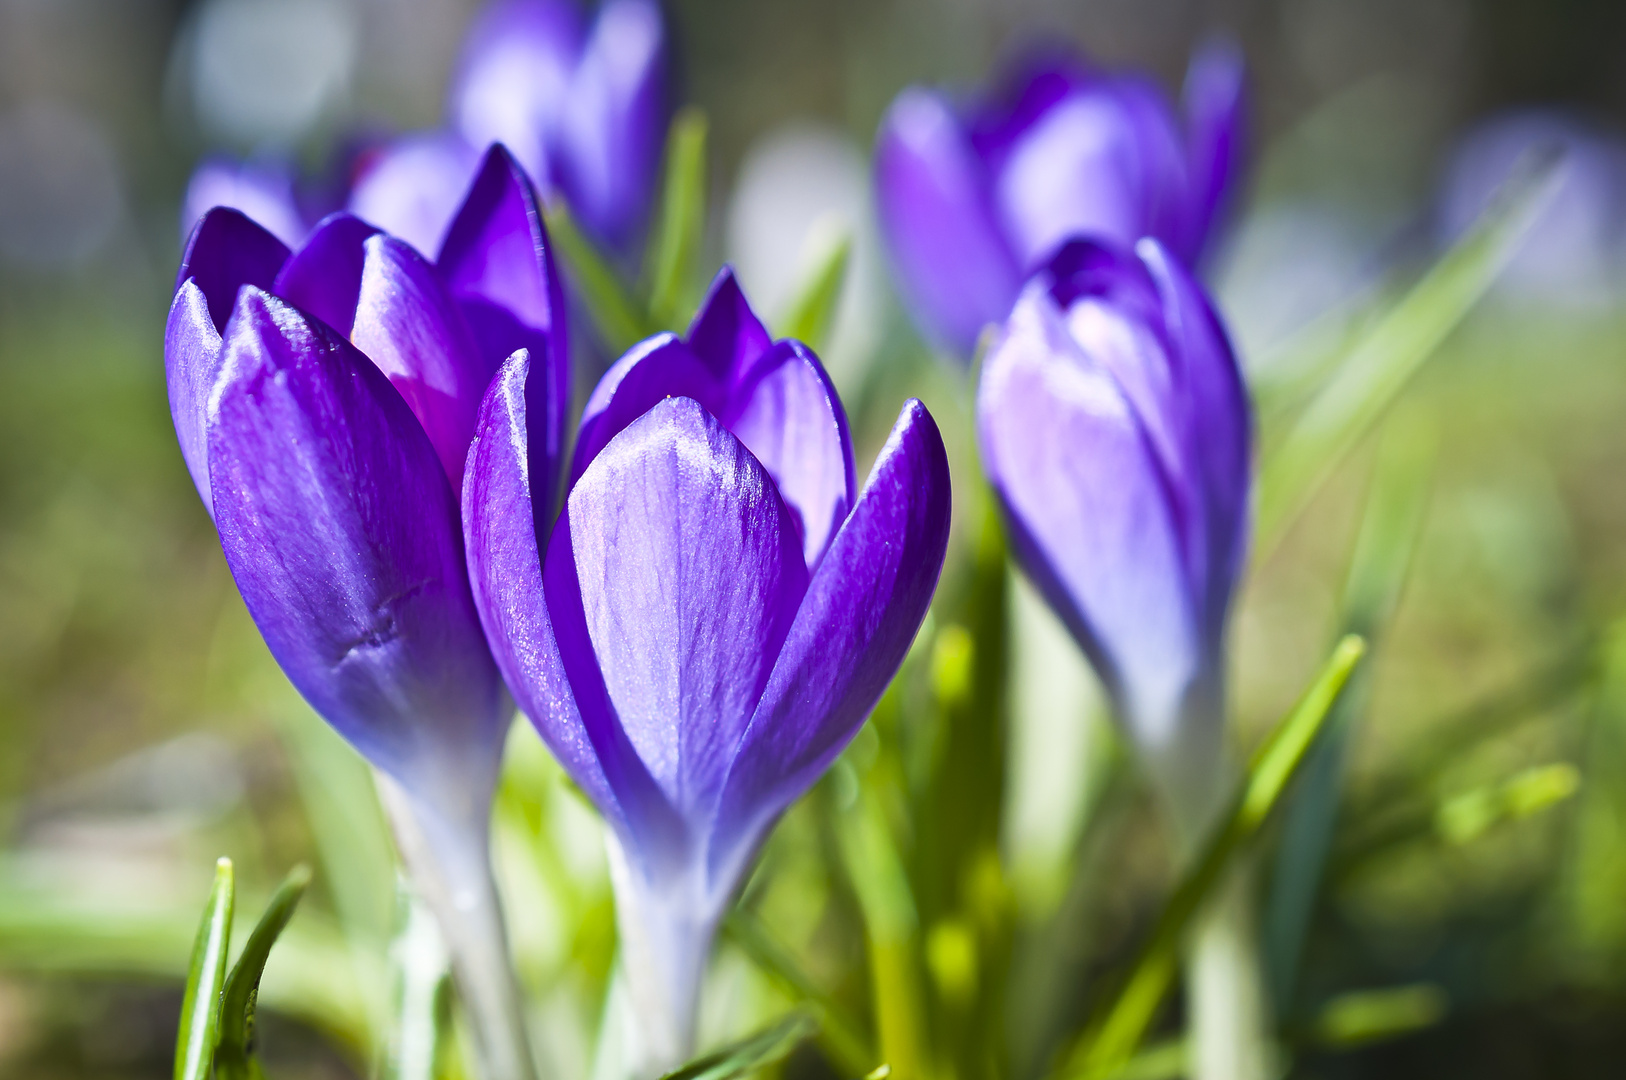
xmin=544 ymin=201 xmax=652 ymax=355
xmin=775 ymin=229 xmax=851 ymax=353
xmin=646 ymin=108 xmax=710 ymax=331
xmin=1066 ymin=636 xmax=1368 ymax=1079
xmin=1255 ymin=150 xmax=1561 ymax=553
xmin=174 ymin=857 xmax=235 ymax=1080
xmin=215 ymin=864 xmax=313 ymax=1079
xmin=658 ymin=1008 xmax=819 ymax=1080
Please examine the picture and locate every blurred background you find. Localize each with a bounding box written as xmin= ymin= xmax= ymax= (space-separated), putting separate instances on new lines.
xmin=4 ymin=0 xmax=1626 ymax=1077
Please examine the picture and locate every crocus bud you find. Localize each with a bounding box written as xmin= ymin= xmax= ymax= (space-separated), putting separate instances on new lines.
xmin=166 ymin=143 xmax=566 ymax=1080
xmin=463 ymin=272 xmax=952 ymax=1070
xmin=977 ymin=237 xmax=1251 ymax=837
xmin=876 ymin=39 xmax=1246 ymax=358
xmin=350 ymin=0 xmax=665 ymax=256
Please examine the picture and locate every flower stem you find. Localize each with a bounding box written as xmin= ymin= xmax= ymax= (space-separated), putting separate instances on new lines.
xmin=1187 ymin=865 xmax=1272 ymax=1080
xmin=376 ymin=772 xmax=538 ymax=1080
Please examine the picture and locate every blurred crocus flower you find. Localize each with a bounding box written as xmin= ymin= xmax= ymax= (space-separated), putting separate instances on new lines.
xmin=464 ymin=270 xmax=951 ymax=1067
xmin=1438 ymin=108 xmax=1626 ymax=306
xmin=350 ymin=0 xmax=664 ymax=257
xmin=165 ymin=145 xmax=565 ymax=1080
xmin=877 ymin=40 xmax=1246 ymax=358
xmin=978 ymin=238 xmax=1251 ymax=835
xmin=182 ymin=156 xmax=309 ymax=248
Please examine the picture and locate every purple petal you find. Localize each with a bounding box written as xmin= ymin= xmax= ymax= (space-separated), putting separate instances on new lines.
xmin=463 ymin=351 xmax=655 ymax=844
xmin=874 ymin=88 xmax=1022 ymax=358
xmin=553 ymin=396 xmax=808 ymax=834
xmin=176 ymin=208 xmax=290 ymax=332
xmin=208 ymin=287 xmax=506 ymax=813
xmin=183 ymin=158 xmax=307 ymax=249
xmin=1138 ymin=239 xmax=1251 ymax=635
xmin=272 ymin=212 xmax=381 ymax=337
xmin=165 ymin=281 xmax=225 ymax=516
xmin=350 ymin=234 xmax=490 ymax=493
xmin=967 ymin=53 xmax=1097 ymax=168
xmin=553 ymin=0 xmax=665 ymax=250
xmin=978 ymin=285 xmax=1199 ymax=750
xmin=721 ymin=341 xmax=856 ymax=568
xmin=439 ymin=144 xmax=571 ymax=514
xmin=709 ymin=399 xmax=950 ymax=880
xmin=347 ymin=133 xmax=482 ymax=258
xmin=1182 ymin=38 xmax=1247 ymax=259
xmin=569 ymin=334 xmax=724 ymax=487
xmin=683 ymin=269 xmax=774 ymax=385
xmin=450 ymin=0 xmax=583 ymax=184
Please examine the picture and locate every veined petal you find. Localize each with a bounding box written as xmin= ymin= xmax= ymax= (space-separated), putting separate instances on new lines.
xmin=450 ymin=0 xmax=583 ymax=184
xmin=722 ymin=340 xmax=856 ymax=568
xmin=684 ymin=268 xmax=774 ymax=385
xmin=709 ymin=399 xmax=950 ymax=882
xmin=272 ymin=212 xmax=381 ymax=337
xmin=979 ymin=285 xmax=1199 ymax=750
xmin=554 ymin=0 xmax=665 ymax=249
xmin=165 ymin=281 xmax=225 ymax=516
xmin=347 ymin=133 xmax=482 ymax=259
xmin=439 ymin=144 xmax=571 ymax=515
xmin=1182 ymin=37 xmax=1247 ymax=259
xmin=177 ymin=207 xmax=290 ymax=332
xmin=556 ymin=396 xmax=808 ymax=831
xmin=569 ymin=334 xmax=723 ymax=487
xmin=875 ymin=88 xmax=1021 ymax=358
xmin=208 ymin=287 xmax=506 ymax=820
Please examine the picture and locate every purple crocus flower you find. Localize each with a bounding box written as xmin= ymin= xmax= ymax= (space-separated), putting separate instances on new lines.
xmin=165 ymin=144 xmax=565 ymax=1080
xmin=876 ymin=39 xmax=1246 ymax=359
xmin=978 ymin=237 xmax=1251 ymax=835
xmin=463 ymin=270 xmax=952 ymax=1066
xmin=350 ymin=0 xmax=664 ymax=257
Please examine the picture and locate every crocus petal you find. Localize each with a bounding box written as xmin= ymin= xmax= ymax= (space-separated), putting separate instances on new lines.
xmin=177 ymin=207 xmax=291 ymax=332
xmin=722 ymin=341 xmax=857 ymax=568
xmin=272 ymin=212 xmax=381 ymax=336
xmin=350 ymin=234 xmax=490 ymax=492
xmin=554 ymin=0 xmax=665 ymax=249
xmin=1104 ymin=76 xmax=1197 ymax=259
xmin=709 ymin=399 xmax=950 ymax=879
xmin=979 ymin=285 xmax=1198 ymax=749
xmin=348 ymin=133 xmax=482 ymax=259
xmin=554 ymin=396 xmax=809 ymax=830
xmin=875 ymin=88 xmax=1022 ymax=358
xmin=684 ymin=269 xmax=774 ymax=385
xmin=165 ymin=281 xmax=225 ymax=516
xmin=208 ymin=287 xmax=506 ymax=818
xmin=1182 ymin=38 xmax=1247 ymax=259
xmin=439 ymin=144 xmax=571 ymax=514
xmin=450 ymin=0 xmax=583 ymax=184
xmin=183 ymin=158 xmax=306 ymax=248
xmin=568 ymin=334 xmax=724 ymax=487
xmin=463 ymin=350 xmax=645 ymax=841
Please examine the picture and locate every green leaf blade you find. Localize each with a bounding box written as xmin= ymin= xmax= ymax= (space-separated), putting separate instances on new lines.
xmin=646 ymin=108 xmax=710 ymax=331
xmin=215 ymin=864 xmax=313 ymax=1079
xmin=175 ymin=857 xmax=235 ymax=1080
xmin=658 ymin=1009 xmax=819 ymax=1080
xmin=776 ymin=230 xmax=851 ymax=353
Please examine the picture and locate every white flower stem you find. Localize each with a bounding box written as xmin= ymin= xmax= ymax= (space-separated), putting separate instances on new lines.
xmin=376 ymin=772 xmax=538 ymax=1080
xmin=1187 ymin=864 xmax=1273 ymax=1080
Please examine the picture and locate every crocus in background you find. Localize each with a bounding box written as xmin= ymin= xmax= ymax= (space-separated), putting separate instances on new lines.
xmin=978 ymin=237 xmax=1259 ymax=1080
xmin=182 ymin=156 xmax=309 ymax=248
xmin=350 ymin=0 xmax=665 ymax=259
xmin=876 ymin=39 xmax=1246 ymax=358
xmin=464 ymin=270 xmax=952 ymax=1070
xmin=165 ymin=145 xmax=567 ymax=1080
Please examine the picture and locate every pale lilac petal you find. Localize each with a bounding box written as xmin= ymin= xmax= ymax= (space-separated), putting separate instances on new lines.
xmin=208 ymin=287 xmax=506 ymax=815
xmin=183 ymin=158 xmax=307 ymax=248
xmin=875 ymin=88 xmax=1022 ymax=357
xmin=1182 ymin=38 xmax=1247 ymax=259
xmin=556 ymin=396 xmax=808 ymax=829
xmin=1104 ymin=76 xmax=1198 ymax=259
xmin=978 ymin=285 xmax=1199 ymax=749
xmin=568 ymin=334 xmax=724 ymax=487
xmin=684 ymin=269 xmax=774 ymax=384
xmin=348 ymin=133 xmax=482 ymax=258
xmin=177 ymin=207 xmax=291 ymax=332
xmin=165 ymin=281 xmax=225 ymax=516
xmin=450 ymin=0 xmax=583 ymax=183
xmin=438 ymin=144 xmax=571 ymax=517
xmin=709 ymin=399 xmax=950 ymax=879
xmin=272 ymin=212 xmax=381 ymax=336
xmin=554 ymin=0 xmax=665 ymax=250
xmin=721 ymin=341 xmax=856 ymax=568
